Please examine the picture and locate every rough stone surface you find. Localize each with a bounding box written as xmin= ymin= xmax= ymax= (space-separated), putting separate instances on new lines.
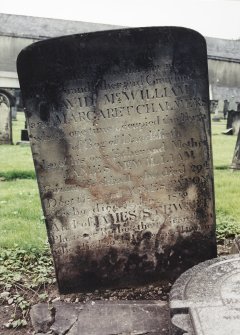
xmin=170 ymin=254 xmax=240 ymax=335
xmin=50 ymin=302 xmax=78 ymax=335
xmin=227 ymin=111 xmax=240 ymax=135
xmin=30 ymin=300 xmax=169 ymax=335
xmin=0 ymin=92 xmax=12 ymax=144
xmin=30 ymin=303 xmax=54 ymax=333
xmin=17 ymin=27 xmax=216 ymax=293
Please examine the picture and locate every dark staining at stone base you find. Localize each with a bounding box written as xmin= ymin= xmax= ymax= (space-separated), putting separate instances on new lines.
xmin=55 ymin=232 xmax=215 ymax=293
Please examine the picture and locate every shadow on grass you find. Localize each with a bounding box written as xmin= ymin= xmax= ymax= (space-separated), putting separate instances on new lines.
xmin=214 ymin=165 xmax=230 ymax=170
xmin=0 ymin=170 xmax=36 ymax=180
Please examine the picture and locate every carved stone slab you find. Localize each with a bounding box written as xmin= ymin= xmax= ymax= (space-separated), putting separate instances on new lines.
xmin=170 ymin=255 xmax=240 ymax=334
xmin=17 ymin=27 xmax=216 ymax=293
xmin=0 ymin=92 xmax=12 ymax=144
xmin=31 ymin=300 xmax=169 ymax=335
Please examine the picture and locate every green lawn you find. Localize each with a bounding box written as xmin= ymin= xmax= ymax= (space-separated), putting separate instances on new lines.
xmin=0 ymin=113 xmax=44 ymax=249
xmin=211 ymin=119 xmax=240 ymax=239
xmin=0 ymin=113 xmax=240 ymax=249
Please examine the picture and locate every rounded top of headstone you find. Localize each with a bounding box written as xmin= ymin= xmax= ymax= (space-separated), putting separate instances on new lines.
xmin=17 ymin=26 xmax=206 ymax=72
xmin=17 ymin=26 xmax=205 ymax=52
xmin=17 ymin=26 xmax=207 ymax=101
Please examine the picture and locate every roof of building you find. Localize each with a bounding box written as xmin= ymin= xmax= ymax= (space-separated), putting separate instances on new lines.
xmin=0 ymin=13 xmax=240 ymax=62
xmin=0 ymin=13 xmax=121 ymax=39
xmin=206 ymin=36 xmax=240 ymax=62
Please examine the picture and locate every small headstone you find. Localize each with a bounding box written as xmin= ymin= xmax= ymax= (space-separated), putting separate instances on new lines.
xmin=31 ymin=300 xmax=169 ymax=335
xmin=17 ymin=27 xmax=216 ymax=293
xmin=11 ymin=106 xmax=17 ymax=120
xmin=170 ymin=255 xmax=240 ymax=335
xmin=223 ymin=99 xmax=229 ymax=119
xmin=212 ymin=115 xmax=220 ymax=122
xmin=211 ymin=100 xmax=220 ymax=121
xmin=21 ymin=121 xmax=29 ymax=141
xmin=0 ymin=92 xmax=12 ymax=144
xmin=230 ymin=128 xmax=240 ymax=170
xmin=210 ymin=100 xmax=218 ymax=114
xmin=227 ymin=110 xmax=240 ymax=135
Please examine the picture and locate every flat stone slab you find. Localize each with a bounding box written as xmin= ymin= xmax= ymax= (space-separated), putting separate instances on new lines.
xmin=170 ymin=254 xmax=240 ymax=334
xmin=31 ymin=300 xmax=169 ymax=335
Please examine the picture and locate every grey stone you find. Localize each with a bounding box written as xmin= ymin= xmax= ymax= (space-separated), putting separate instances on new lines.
xmin=0 ymin=291 xmax=10 ymax=299
xmin=0 ymin=92 xmax=12 ymax=144
xmin=230 ymin=236 xmax=240 ymax=254
xmin=210 ymin=100 xmax=218 ymax=114
xmin=227 ymin=111 xmax=240 ymax=134
xmin=170 ymin=254 xmax=240 ymax=335
xmin=30 ymin=303 xmax=54 ymax=333
xmin=50 ymin=302 xmax=78 ymax=335
xmin=230 ymin=128 xmax=240 ymax=170
xmin=17 ymin=27 xmax=216 ymax=293
xmin=31 ymin=301 xmax=169 ymax=335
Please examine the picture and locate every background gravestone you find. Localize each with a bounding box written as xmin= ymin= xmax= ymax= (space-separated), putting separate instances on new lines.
xmin=0 ymin=92 xmax=12 ymax=144
xmin=17 ymin=27 xmax=216 ymax=293
xmin=226 ymin=110 xmax=240 ymax=135
xmin=170 ymin=255 xmax=240 ymax=335
xmin=230 ymin=128 xmax=240 ymax=170
xmin=21 ymin=121 xmax=29 ymax=141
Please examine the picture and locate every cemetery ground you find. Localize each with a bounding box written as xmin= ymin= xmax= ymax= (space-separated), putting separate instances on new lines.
xmin=0 ymin=113 xmax=240 ymax=334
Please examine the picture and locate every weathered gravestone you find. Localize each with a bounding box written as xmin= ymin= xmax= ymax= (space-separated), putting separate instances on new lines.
xmin=211 ymin=100 xmax=221 ymax=122
xmin=21 ymin=121 xmax=29 ymax=141
xmin=0 ymin=92 xmax=12 ymax=144
xmin=230 ymin=128 xmax=240 ymax=170
xmin=170 ymin=254 xmax=240 ymax=335
xmin=17 ymin=27 xmax=216 ymax=293
xmin=226 ymin=110 xmax=240 ymax=135
xmin=223 ymin=99 xmax=229 ymax=119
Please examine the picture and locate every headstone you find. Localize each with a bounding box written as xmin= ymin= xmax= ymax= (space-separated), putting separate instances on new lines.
xmin=236 ymin=102 xmax=240 ymax=112
xmin=0 ymin=92 xmax=12 ymax=144
xmin=31 ymin=300 xmax=169 ymax=335
xmin=170 ymin=255 xmax=240 ymax=335
xmin=210 ymin=100 xmax=220 ymax=122
xmin=230 ymin=128 xmax=240 ymax=170
xmin=210 ymin=100 xmax=218 ymax=114
xmin=223 ymin=99 xmax=229 ymax=119
xmin=227 ymin=110 xmax=240 ymax=135
xmin=21 ymin=121 xmax=29 ymax=141
xmin=17 ymin=27 xmax=216 ymax=293
xmin=11 ymin=106 xmax=17 ymax=120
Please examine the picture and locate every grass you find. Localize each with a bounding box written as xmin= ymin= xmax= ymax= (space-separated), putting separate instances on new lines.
xmin=0 ymin=179 xmax=47 ymax=249
xmin=0 ymin=113 xmax=240 ymax=250
xmin=0 ymin=113 xmax=45 ymax=249
xmin=211 ymin=119 xmax=240 ymax=239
